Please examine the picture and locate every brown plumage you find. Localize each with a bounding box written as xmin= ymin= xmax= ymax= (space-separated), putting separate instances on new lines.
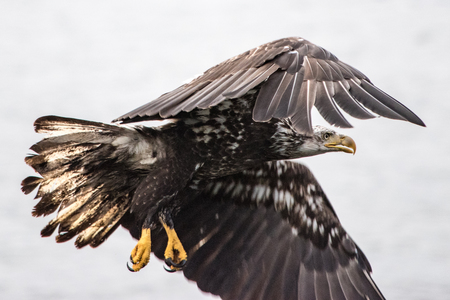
xmin=22 ymin=37 xmax=425 ymax=300
xmin=115 ymin=37 xmax=424 ymax=134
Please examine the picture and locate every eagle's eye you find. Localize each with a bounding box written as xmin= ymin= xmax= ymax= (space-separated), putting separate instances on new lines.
xmin=322 ymin=132 xmax=332 ymax=140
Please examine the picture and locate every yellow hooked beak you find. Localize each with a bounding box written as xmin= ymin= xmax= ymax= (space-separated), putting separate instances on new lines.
xmin=324 ymin=135 xmax=356 ymax=154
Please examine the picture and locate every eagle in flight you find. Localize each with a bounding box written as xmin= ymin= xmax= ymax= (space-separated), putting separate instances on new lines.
xmin=22 ymin=37 xmax=424 ymax=300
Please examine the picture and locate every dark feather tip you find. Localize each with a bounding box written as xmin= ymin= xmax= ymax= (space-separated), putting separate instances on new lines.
xmin=40 ymin=223 xmax=57 ymax=237
xmin=56 ymin=232 xmax=75 ymax=243
xmin=21 ymin=176 xmax=41 ymax=195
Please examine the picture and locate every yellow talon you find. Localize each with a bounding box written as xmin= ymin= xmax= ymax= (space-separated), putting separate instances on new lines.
xmin=161 ymin=220 xmax=187 ymax=272
xmin=128 ymin=228 xmax=151 ymax=272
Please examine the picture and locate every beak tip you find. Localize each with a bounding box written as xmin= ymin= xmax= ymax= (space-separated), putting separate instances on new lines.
xmin=342 ymin=135 xmax=356 ymax=155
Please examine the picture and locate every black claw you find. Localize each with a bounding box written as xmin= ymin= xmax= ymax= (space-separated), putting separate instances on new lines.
xmin=129 ymin=255 xmax=135 ymax=264
xmin=165 ymin=257 xmax=174 ymax=267
xmin=174 ymin=259 xmax=187 ymax=268
xmin=165 ymin=258 xmax=187 ymax=269
xmin=127 ymin=262 xmax=136 ymax=272
xmin=164 ymin=265 xmax=177 ymax=273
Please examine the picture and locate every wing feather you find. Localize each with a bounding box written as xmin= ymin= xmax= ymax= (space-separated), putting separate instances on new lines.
xmin=315 ymin=81 xmax=353 ymax=128
xmin=253 ymin=71 xmax=293 ymax=121
xmin=360 ymin=79 xmax=425 ymax=126
xmin=224 ymin=63 xmax=279 ymax=98
xmin=168 ymin=75 xmax=234 ymax=112
xmin=313 ymin=249 xmax=333 ymax=300
xmin=298 ymin=256 xmax=316 ymax=299
xmin=291 ymin=79 xmax=317 ymax=134
xmin=333 ymin=81 xmax=376 ymax=119
xmin=115 ymin=36 xmax=424 ymax=134
xmin=260 ymin=233 xmax=296 ymax=300
xmin=347 ymin=79 xmax=406 ymax=120
xmin=274 ymin=68 xmax=305 ymax=119
xmin=149 ymin=161 xmax=385 ymax=300
xmin=322 ymin=246 xmax=347 ymax=300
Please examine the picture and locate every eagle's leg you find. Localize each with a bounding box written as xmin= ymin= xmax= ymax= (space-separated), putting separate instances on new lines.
xmin=127 ymin=226 xmax=152 ymax=272
xmin=159 ymin=210 xmax=187 ymax=272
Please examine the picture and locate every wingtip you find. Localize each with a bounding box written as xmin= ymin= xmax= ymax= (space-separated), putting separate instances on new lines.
xmin=413 ymin=117 xmax=426 ymax=127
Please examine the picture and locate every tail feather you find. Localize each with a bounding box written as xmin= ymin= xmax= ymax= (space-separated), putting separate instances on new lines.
xmin=34 ymin=115 xmax=121 ymax=135
xmin=75 ymin=197 xmax=130 ymax=248
xmin=21 ymin=176 xmax=42 ymax=195
xmin=23 ymin=116 xmax=157 ymax=248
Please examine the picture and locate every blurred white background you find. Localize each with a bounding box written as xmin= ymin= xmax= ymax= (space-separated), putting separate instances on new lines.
xmin=1 ymin=0 xmax=449 ymax=299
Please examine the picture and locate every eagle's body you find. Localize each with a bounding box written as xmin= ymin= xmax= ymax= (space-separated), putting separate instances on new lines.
xmin=124 ymin=92 xmax=279 ymax=229
xmin=27 ymin=91 xmax=334 ymax=239
xmin=22 ymin=37 xmax=425 ymax=300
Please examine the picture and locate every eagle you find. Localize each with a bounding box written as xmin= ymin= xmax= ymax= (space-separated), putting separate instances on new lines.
xmin=22 ymin=37 xmax=424 ymax=300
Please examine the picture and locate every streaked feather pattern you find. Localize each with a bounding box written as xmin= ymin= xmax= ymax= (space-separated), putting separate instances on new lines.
xmin=22 ymin=116 xmax=160 ymax=248
xmin=22 ymin=36 xmax=425 ymax=300
xmin=115 ymin=37 xmax=424 ymax=134
xmin=148 ymin=161 xmax=384 ymax=300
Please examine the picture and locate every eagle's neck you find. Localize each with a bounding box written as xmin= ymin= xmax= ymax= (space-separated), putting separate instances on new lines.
xmin=268 ymin=121 xmax=322 ymax=159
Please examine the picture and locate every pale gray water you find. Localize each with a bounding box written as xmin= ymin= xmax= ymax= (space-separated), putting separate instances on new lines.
xmin=1 ymin=1 xmax=449 ymax=299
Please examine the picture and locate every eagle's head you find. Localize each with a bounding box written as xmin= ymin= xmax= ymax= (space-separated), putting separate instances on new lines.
xmin=270 ymin=123 xmax=356 ymax=159
xmin=301 ymin=125 xmax=357 ymax=156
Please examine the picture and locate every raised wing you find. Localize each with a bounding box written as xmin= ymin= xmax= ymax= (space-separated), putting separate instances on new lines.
xmin=149 ymin=161 xmax=385 ymax=300
xmin=115 ymin=37 xmax=424 ymax=134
